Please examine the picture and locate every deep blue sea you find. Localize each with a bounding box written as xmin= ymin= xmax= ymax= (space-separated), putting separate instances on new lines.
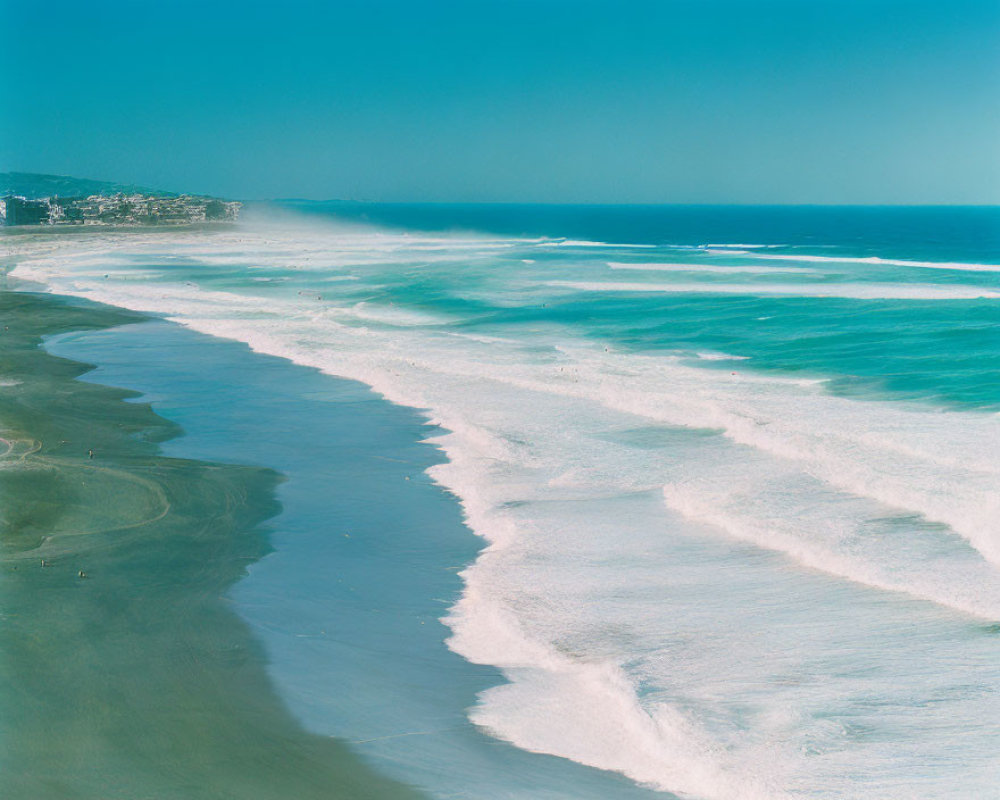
xmin=10 ymin=204 xmax=1000 ymax=799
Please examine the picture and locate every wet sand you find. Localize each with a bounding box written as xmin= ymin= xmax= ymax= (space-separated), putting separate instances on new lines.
xmin=0 ymin=290 xmax=422 ymax=800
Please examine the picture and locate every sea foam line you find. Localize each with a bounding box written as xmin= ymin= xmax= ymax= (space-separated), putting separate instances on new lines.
xmin=745 ymin=253 xmax=1000 ymax=272
xmin=608 ymin=262 xmax=819 ymax=275
xmin=545 ymin=280 xmax=1000 ymax=300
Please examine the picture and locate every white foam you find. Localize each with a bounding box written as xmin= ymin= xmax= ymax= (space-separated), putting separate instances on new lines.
xmin=544 ymin=240 xmax=658 ymax=248
xmin=661 ymin=461 xmax=1000 ymax=619
xmin=746 ymin=253 xmax=1000 ymax=273
xmin=694 ymin=351 xmax=750 ymax=361
xmin=546 ymin=280 xmax=1000 ymax=300
xmin=703 ymin=244 xmax=779 ymax=249
xmin=608 ymin=262 xmax=820 ymax=275
xmin=337 ymin=302 xmax=455 ymax=328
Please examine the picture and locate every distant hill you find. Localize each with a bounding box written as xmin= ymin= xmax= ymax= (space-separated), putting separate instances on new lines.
xmin=0 ymin=172 xmax=176 ymax=199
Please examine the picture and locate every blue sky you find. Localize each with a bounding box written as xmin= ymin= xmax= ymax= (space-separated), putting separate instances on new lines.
xmin=2 ymin=0 xmax=998 ymax=203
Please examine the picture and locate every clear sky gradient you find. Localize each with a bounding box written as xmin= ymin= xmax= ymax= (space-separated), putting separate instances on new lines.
xmin=3 ymin=0 xmax=998 ymax=203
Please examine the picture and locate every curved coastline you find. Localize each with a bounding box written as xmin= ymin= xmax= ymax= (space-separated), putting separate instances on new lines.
xmin=43 ymin=304 xmax=674 ymax=800
xmin=0 ymin=289 xmax=422 ymax=799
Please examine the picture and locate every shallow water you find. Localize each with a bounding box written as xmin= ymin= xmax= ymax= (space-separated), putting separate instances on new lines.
xmin=7 ymin=204 xmax=1000 ymax=798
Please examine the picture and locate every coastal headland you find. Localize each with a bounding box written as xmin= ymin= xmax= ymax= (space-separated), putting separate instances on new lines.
xmin=0 ymin=172 xmax=240 ymax=228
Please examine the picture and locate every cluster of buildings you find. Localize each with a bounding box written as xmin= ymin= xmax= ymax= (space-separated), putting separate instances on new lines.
xmin=0 ymin=193 xmax=241 ymax=227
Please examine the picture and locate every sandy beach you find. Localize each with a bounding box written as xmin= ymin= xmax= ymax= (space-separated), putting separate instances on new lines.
xmin=0 ymin=289 xmax=422 ymax=799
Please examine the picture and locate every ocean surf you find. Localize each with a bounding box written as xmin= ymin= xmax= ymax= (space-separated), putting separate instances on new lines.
xmin=4 ymin=203 xmax=1000 ymax=799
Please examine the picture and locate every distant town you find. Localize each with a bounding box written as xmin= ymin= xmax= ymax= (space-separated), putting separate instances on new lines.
xmin=0 ymin=193 xmax=241 ymax=227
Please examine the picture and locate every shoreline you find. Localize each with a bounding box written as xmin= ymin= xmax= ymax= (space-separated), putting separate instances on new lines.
xmin=0 ymin=221 xmax=240 ymax=238
xmin=44 ymin=306 xmax=671 ymax=800
xmin=0 ymin=289 xmax=422 ymax=799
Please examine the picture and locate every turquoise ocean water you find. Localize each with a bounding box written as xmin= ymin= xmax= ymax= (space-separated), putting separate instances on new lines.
xmin=10 ymin=204 xmax=1000 ymax=799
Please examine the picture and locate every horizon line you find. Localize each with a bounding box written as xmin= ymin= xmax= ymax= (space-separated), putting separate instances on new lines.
xmin=4 ymin=170 xmax=998 ymax=209
xmin=267 ymin=198 xmax=1000 ymax=209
